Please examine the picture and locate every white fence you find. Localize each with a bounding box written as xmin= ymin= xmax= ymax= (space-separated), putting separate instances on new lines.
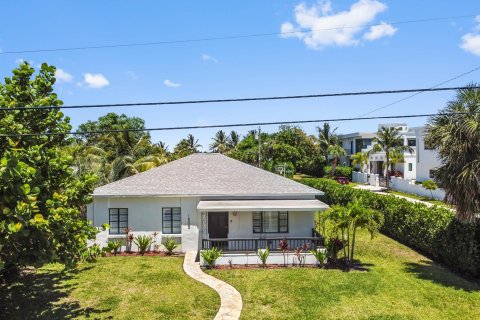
xmin=390 ymin=177 xmax=446 ymax=200
xmin=352 ymin=172 xmax=368 ymax=184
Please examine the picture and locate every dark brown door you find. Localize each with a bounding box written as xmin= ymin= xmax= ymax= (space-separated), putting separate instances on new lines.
xmin=208 ymin=212 xmax=229 ymax=238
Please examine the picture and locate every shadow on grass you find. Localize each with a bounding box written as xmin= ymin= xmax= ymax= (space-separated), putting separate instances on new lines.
xmin=404 ymin=260 xmax=480 ymax=292
xmin=0 ymin=266 xmax=112 ymax=320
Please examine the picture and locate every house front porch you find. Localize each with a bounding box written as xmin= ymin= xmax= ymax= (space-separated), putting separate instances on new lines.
xmin=197 ymin=199 xmax=328 ymax=257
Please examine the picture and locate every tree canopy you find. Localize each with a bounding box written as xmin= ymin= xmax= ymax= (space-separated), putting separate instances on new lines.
xmin=0 ymin=63 xmax=97 ymax=271
xmin=425 ymin=85 xmax=480 ymax=222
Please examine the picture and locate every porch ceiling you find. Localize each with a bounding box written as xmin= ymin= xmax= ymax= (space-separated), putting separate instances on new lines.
xmin=197 ymin=199 xmax=329 ymax=212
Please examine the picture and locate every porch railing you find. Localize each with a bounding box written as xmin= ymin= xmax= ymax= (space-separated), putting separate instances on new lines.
xmin=202 ymin=229 xmax=324 ymax=252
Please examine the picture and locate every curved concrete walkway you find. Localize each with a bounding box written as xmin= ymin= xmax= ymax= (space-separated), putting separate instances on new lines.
xmin=183 ymin=251 xmax=242 ymax=320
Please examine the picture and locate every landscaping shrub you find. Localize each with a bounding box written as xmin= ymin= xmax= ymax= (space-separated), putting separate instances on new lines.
xmin=162 ymin=237 xmax=179 ymax=255
xmin=134 ymin=235 xmax=153 ymax=255
xmin=323 ymin=165 xmax=353 ymax=179
xmin=201 ymin=247 xmax=222 ymax=269
xmin=299 ymin=178 xmax=480 ymax=277
xmin=105 ymin=240 xmax=123 ymax=256
xmin=256 ymin=248 xmax=270 ymax=268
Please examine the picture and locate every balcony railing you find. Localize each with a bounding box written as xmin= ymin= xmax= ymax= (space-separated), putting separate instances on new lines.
xmin=202 ymin=229 xmax=324 ymax=252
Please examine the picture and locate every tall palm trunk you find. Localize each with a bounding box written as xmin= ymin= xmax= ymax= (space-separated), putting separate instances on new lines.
xmin=385 ymin=152 xmax=390 ymax=189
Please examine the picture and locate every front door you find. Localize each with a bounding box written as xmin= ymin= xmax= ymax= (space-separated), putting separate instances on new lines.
xmin=208 ymin=212 xmax=229 ymax=250
xmin=208 ymin=212 xmax=229 ymax=238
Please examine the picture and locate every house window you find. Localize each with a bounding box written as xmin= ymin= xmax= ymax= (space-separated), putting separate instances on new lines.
xmin=109 ymin=208 xmax=128 ymax=235
xmin=253 ymin=211 xmax=288 ymax=233
xmin=408 ymin=163 xmax=413 ymax=171
xmin=429 ymin=169 xmax=436 ymax=179
xmin=163 ymin=207 xmax=181 ymax=234
xmin=407 ymin=139 xmax=416 ymax=147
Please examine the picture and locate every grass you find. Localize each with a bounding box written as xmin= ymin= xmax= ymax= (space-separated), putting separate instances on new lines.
xmin=208 ymin=230 xmax=480 ymax=320
xmin=387 ymin=190 xmax=451 ymax=207
xmin=0 ymin=256 xmax=219 ymax=320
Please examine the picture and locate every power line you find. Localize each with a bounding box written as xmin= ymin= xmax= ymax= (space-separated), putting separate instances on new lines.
xmin=0 ymin=14 xmax=475 ymax=55
xmin=358 ymin=66 xmax=480 ymax=117
xmin=1 ymin=86 xmax=477 ymax=112
xmin=0 ymin=112 xmax=472 ymax=137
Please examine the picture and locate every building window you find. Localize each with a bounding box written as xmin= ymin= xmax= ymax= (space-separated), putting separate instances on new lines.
xmin=163 ymin=207 xmax=181 ymax=234
xmin=253 ymin=211 xmax=288 ymax=233
xmin=109 ymin=208 xmax=128 ymax=235
xmin=407 ymin=139 xmax=416 ymax=147
xmin=429 ymin=169 xmax=436 ymax=179
xmin=408 ymin=163 xmax=413 ymax=171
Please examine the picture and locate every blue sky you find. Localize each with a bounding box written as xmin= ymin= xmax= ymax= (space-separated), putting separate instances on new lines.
xmin=1 ymin=1 xmax=479 ymax=151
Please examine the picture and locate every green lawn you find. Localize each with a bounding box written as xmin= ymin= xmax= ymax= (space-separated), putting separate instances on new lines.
xmin=0 ymin=256 xmax=219 ymax=320
xmin=209 ymin=230 xmax=480 ymax=320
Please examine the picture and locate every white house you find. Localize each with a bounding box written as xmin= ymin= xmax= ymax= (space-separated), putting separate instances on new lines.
xmin=339 ymin=123 xmax=417 ymax=179
xmin=87 ymin=153 xmax=328 ymax=256
xmin=414 ymin=126 xmax=441 ymax=181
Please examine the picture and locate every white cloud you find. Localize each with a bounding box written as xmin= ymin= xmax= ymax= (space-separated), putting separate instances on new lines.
xmin=202 ymin=54 xmax=218 ymax=63
xmin=164 ymin=79 xmax=181 ymax=88
xmin=364 ymin=22 xmax=397 ymax=41
xmin=460 ymin=16 xmax=480 ymax=56
xmin=461 ymin=33 xmax=480 ymax=56
xmin=280 ymin=0 xmax=392 ymax=49
xmin=83 ymin=73 xmax=109 ymax=89
xmin=55 ymin=68 xmax=73 ymax=83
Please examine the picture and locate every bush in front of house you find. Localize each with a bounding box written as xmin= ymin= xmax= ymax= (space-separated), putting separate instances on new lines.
xmin=256 ymin=247 xmax=270 ymax=268
xmin=134 ymin=235 xmax=153 ymax=255
xmin=162 ymin=237 xmax=179 ymax=255
xmin=201 ymin=247 xmax=222 ymax=269
xmin=299 ymin=178 xmax=480 ymax=277
xmin=105 ymin=240 xmax=123 ymax=256
xmin=323 ymin=165 xmax=353 ymax=180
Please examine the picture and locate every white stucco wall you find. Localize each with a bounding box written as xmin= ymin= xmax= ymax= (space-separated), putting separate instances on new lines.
xmin=390 ymin=177 xmax=446 ymax=200
xmin=414 ymin=127 xmax=441 ymax=182
xmin=87 ymin=196 xmax=200 ymax=252
xmin=87 ymin=196 xmax=319 ymax=252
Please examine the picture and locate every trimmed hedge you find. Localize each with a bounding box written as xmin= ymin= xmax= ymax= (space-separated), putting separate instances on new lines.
xmin=300 ymin=178 xmax=480 ymax=278
xmin=323 ymin=165 xmax=353 ymax=179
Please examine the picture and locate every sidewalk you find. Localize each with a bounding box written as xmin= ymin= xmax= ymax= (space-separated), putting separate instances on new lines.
xmin=353 ymin=184 xmax=435 ymax=207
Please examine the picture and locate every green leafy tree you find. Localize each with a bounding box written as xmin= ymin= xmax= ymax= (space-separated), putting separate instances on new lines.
xmin=350 ymin=152 xmax=368 ymax=172
xmin=425 ymin=86 xmax=480 ymax=222
xmin=171 ymin=134 xmax=202 ymax=160
xmin=326 ymin=198 xmax=383 ymax=269
xmin=369 ymin=126 xmax=414 ymax=188
xmin=327 ymin=144 xmax=346 ymax=176
xmin=317 ymin=123 xmax=339 ymax=161
xmin=0 ymin=63 xmax=97 ymax=272
xmin=227 ymin=130 xmax=240 ymax=149
xmin=209 ymin=130 xmax=230 ymax=154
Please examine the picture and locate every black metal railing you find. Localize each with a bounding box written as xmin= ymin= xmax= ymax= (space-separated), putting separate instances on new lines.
xmin=202 ymin=232 xmax=324 ymax=252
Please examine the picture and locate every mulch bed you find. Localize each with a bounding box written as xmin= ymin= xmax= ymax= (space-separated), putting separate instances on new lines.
xmin=105 ymin=252 xmax=184 ymax=257
xmin=212 ymin=264 xmax=320 ymax=270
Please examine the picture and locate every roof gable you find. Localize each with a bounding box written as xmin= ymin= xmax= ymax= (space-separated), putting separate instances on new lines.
xmin=93 ymin=153 xmax=321 ymax=197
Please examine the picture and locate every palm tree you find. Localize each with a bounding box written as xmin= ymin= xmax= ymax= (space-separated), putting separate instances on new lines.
xmin=210 ymin=130 xmax=229 ymax=154
xmin=425 ymin=85 xmax=480 ymax=222
xmin=388 ymin=151 xmax=405 ymax=173
xmin=327 ymin=144 xmax=346 ymax=176
xmin=350 ymin=152 xmax=368 ymax=172
xmin=228 ymin=130 xmax=240 ymax=149
xmin=369 ymin=126 xmax=414 ymax=189
xmin=317 ymin=123 xmax=339 ymax=160
xmin=186 ymin=134 xmax=202 ymax=151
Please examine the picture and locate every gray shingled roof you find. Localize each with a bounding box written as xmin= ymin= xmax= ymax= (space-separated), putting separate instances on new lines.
xmin=93 ymin=153 xmax=322 ymax=197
